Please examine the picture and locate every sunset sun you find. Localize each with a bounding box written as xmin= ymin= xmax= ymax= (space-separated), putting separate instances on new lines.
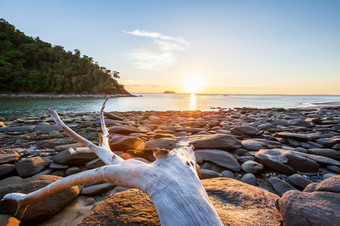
xmin=182 ymin=74 xmax=204 ymax=94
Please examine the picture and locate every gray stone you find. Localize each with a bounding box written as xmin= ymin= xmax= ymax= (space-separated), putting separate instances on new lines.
xmin=195 ymin=149 xmax=240 ymax=171
xmin=326 ymin=165 xmax=340 ymax=173
xmin=241 ymin=139 xmax=280 ymax=151
xmin=255 ymin=149 xmax=319 ymax=174
xmin=81 ymin=183 xmax=115 ymax=196
xmin=49 ymin=162 xmax=69 ymax=170
xmin=15 ymin=157 xmax=51 ymax=177
xmin=287 ymin=174 xmax=313 ymax=190
xmin=307 ymin=148 xmax=340 ymax=160
xmin=241 ymin=173 xmax=257 ymax=186
xmin=269 ymin=177 xmax=297 ymax=196
xmin=188 ymin=134 xmax=241 ymax=151
xmin=274 ymin=132 xmax=312 ymax=141
xmin=323 ymin=173 xmax=337 ymax=180
xmin=85 ymin=158 xmax=105 ymax=169
xmin=200 ymin=169 xmax=222 ymax=179
xmin=241 ymin=160 xmax=263 ymax=174
xmin=231 ymin=126 xmax=259 ymax=136
xmin=221 ymin=170 xmax=235 ymax=178
xmin=52 ymin=150 xmax=97 ymax=165
xmin=0 ymin=164 xmax=15 ymax=177
xmin=104 ymin=112 xmax=123 ymax=120
xmin=315 ymin=175 xmax=340 ymax=193
xmin=109 ymin=126 xmax=147 ymax=135
xmin=66 ymin=167 xmax=81 ymax=176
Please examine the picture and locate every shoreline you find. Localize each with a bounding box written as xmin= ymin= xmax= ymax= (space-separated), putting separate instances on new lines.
xmin=0 ymin=93 xmax=137 ymax=98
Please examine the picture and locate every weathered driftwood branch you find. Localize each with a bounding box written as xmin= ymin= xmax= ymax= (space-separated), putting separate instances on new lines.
xmin=2 ymin=97 xmax=222 ymax=225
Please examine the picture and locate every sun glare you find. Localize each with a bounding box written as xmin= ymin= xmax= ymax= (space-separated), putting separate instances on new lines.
xmin=182 ymin=74 xmax=204 ymax=94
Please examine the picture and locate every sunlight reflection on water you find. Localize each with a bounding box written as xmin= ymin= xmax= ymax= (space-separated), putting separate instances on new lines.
xmin=189 ymin=93 xmax=196 ymax=110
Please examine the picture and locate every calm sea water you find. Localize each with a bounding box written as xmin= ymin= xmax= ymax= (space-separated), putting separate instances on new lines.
xmin=0 ymin=94 xmax=339 ymax=116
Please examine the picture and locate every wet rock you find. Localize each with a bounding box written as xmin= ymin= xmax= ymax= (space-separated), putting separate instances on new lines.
xmin=323 ymin=173 xmax=337 ymax=180
xmin=241 ymin=160 xmax=263 ymax=174
xmin=316 ymin=137 xmax=340 ymax=148
xmin=288 ymin=119 xmax=311 ymax=127
xmin=109 ymin=134 xmax=144 ymax=151
xmin=80 ymin=178 xmax=282 ymax=225
xmin=0 ymin=175 xmax=80 ymax=224
xmin=231 ymin=126 xmax=259 ymax=136
xmin=81 ymin=183 xmax=115 ymax=196
xmin=241 ymin=173 xmax=257 ymax=185
xmin=195 ymin=149 xmax=240 ymax=171
xmin=15 ymin=157 xmax=51 ymax=177
xmin=287 ymin=174 xmax=313 ymax=190
xmin=188 ymin=134 xmax=241 ymax=151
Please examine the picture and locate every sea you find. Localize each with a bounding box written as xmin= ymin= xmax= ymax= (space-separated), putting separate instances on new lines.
xmin=0 ymin=94 xmax=339 ymax=117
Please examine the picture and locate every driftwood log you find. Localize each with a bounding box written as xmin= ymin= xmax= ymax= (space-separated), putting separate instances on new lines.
xmin=2 ymin=97 xmax=223 ymax=225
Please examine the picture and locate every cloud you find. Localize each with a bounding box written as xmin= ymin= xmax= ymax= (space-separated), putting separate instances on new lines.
xmin=124 ymin=29 xmax=189 ymax=71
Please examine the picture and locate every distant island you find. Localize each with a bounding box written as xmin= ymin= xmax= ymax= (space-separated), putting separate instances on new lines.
xmin=0 ymin=19 xmax=130 ymax=95
xmin=163 ymin=91 xmax=176 ymax=94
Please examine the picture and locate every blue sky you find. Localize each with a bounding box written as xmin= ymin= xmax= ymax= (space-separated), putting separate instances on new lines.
xmin=1 ymin=0 xmax=340 ymax=94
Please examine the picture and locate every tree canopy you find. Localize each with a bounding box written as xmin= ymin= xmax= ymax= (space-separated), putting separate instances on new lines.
xmin=0 ymin=19 xmax=129 ymax=94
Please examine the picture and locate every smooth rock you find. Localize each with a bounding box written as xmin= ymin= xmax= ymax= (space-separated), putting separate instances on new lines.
xmin=81 ymin=183 xmax=115 ymax=196
xmin=52 ymin=150 xmax=97 ymax=165
xmin=0 ymin=175 xmax=80 ymax=224
xmin=0 ymin=150 xmax=20 ymax=164
xmin=221 ymin=170 xmax=235 ymax=178
xmin=278 ymin=190 xmax=340 ymax=225
xmin=287 ymin=174 xmax=313 ymax=190
xmin=241 ymin=139 xmax=280 ymax=151
xmin=269 ymin=177 xmax=297 ymax=196
xmin=241 ymin=173 xmax=257 ymax=185
xmin=195 ymin=149 xmax=240 ymax=171
xmin=137 ymin=138 xmax=177 ymax=151
xmin=0 ymin=164 xmax=15 ymax=177
xmin=231 ymin=126 xmax=259 ymax=136
xmin=188 ymin=134 xmax=241 ymax=151
xmin=66 ymin=167 xmax=81 ymax=176
xmin=109 ymin=134 xmax=143 ymax=151
xmin=109 ymin=126 xmax=147 ymax=135
xmin=274 ymin=132 xmax=312 ymax=141
xmin=104 ymin=112 xmax=123 ymax=120
xmin=241 ymin=160 xmax=264 ymax=174
xmin=200 ymin=169 xmax=222 ymax=179
xmin=79 ymin=178 xmax=282 ymax=225
xmin=15 ymin=157 xmax=51 ymax=177
xmin=307 ymin=148 xmax=340 ymax=160
xmin=255 ymin=149 xmax=319 ymax=174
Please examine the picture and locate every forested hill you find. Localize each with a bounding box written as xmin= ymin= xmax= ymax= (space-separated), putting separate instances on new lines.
xmin=0 ymin=19 xmax=130 ymax=94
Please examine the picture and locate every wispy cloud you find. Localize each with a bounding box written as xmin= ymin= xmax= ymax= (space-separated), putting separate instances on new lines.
xmin=124 ymin=29 xmax=189 ymax=71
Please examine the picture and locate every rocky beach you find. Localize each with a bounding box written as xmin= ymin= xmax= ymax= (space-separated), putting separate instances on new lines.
xmin=0 ymin=106 xmax=339 ymax=225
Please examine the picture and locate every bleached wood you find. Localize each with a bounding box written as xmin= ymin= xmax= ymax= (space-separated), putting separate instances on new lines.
xmin=3 ymin=98 xmax=222 ymax=225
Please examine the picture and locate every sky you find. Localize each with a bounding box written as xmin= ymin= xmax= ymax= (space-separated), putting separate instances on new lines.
xmin=1 ymin=0 xmax=340 ymax=95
